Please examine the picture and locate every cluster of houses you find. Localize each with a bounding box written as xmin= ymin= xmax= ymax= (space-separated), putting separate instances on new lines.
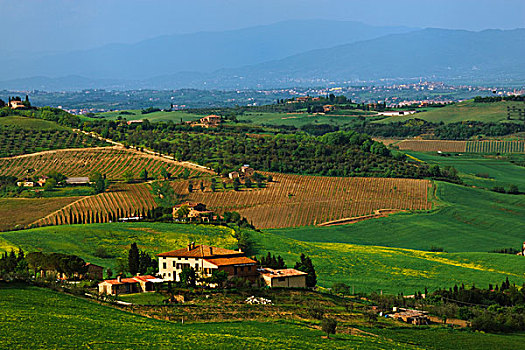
xmin=17 ymin=176 xmax=90 ymax=188
xmin=172 ymin=202 xmax=217 ymax=222
xmin=228 ymin=164 xmax=254 ymax=180
xmin=98 ymin=243 xmax=307 ymax=295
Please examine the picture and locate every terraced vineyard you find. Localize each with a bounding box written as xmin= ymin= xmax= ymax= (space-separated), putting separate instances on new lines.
xmin=397 ymin=140 xmax=467 ymax=152
xmin=32 ymin=183 xmax=156 ymax=227
xmin=466 ymin=140 xmax=525 ymax=153
xmin=0 ymin=127 xmax=108 ymax=157
xmin=183 ymin=173 xmax=432 ymax=229
xmin=0 ymin=147 xmax=206 ymax=180
xmin=397 ymin=140 xmax=525 ymax=153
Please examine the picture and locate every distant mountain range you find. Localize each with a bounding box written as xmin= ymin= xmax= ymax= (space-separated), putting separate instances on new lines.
xmin=1 ymin=21 xmax=524 ymax=91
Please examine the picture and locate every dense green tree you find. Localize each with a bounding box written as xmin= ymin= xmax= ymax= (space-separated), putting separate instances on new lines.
xmin=295 ymin=254 xmax=317 ymax=287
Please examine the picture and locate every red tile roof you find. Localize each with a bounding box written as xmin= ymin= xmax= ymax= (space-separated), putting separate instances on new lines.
xmin=101 ymin=275 xmax=156 ymax=285
xmin=157 ymin=245 xmax=243 ymax=258
xmin=205 ymin=256 xmax=257 ymax=267
xmin=260 ymin=268 xmax=307 ymax=278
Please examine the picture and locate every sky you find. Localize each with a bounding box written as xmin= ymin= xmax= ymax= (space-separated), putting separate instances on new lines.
xmin=1 ymin=0 xmax=524 ymax=53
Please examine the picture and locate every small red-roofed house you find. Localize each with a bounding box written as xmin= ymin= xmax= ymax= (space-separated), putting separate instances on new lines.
xmin=98 ymin=274 xmax=162 ymax=295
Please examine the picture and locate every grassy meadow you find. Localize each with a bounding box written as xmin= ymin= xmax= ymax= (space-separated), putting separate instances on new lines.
xmin=0 ymin=115 xmax=69 ymax=130
xmin=376 ymin=100 xmax=523 ymax=124
xmin=1 ymin=284 xmax=412 ymax=350
xmin=96 ymin=110 xmax=202 ymax=123
xmin=405 ymin=152 xmax=525 ymax=190
xmin=0 ymin=222 xmax=238 ymax=269
xmin=236 ymin=111 xmax=375 ymax=127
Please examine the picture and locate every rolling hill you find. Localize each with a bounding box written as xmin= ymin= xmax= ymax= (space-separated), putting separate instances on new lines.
xmin=0 ymin=20 xmax=414 ymax=82
xmin=2 ymin=27 xmax=524 ymax=90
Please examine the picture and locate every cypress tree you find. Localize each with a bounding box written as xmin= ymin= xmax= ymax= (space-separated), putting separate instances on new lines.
xmin=128 ymin=243 xmax=140 ymax=275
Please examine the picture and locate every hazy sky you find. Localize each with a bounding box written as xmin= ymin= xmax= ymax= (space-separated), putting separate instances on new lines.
xmin=1 ymin=0 xmax=524 ymax=52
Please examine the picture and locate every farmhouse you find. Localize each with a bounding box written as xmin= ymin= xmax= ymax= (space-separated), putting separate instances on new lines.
xmin=239 ymin=165 xmax=254 ymax=177
xmin=8 ymin=100 xmax=25 ymax=109
xmin=16 ymin=181 xmax=34 ymax=187
xmin=157 ymin=243 xmax=258 ymax=283
xmin=389 ymin=308 xmax=429 ymax=325
xmin=172 ymin=202 xmax=214 ymax=221
xmin=228 ymin=171 xmax=240 ymax=179
xmin=189 ymin=115 xmax=222 ymax=128
xmin=36 ymin=176 xmax=48 ymax=187
xmin=516 ymin=242 xmax=525 ymax=256
xmin=98 ymin=274 xmax=162 ymax=295
xmin=260 ymin=268 xmax=307 ymax=288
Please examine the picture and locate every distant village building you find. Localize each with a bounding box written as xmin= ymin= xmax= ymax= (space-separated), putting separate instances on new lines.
xmin=98 ymin=274 xmax=162 ymax=295
xmin=16 ymin=181 xmax=35 ymax=187
xmin=323 ymin=105 xmax=335 ymax=113
xmin=260 ymin=268 xmax=307 ymax=288
xmin=157 ymin=243 xmax=258 ymax=283
xmin=377 ymin=111 xmax=417 ymax=117
xmin=126 ymin=119 xmax=144 ymax=125
xmin=65 ymin=177 xmax=91 ymax=185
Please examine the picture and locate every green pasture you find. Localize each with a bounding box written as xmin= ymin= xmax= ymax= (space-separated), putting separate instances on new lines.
xmin=0 ymin=115 xmax=68 ymax=130
xmin=405 ymin=152 xmax=525 ymax=190
xmin=0 ymin=284 xmax=410 ymax=350
xmin=96 ymin=110 xmax=202 ymax=123
xmin=376 ymin=100 xmax=524 ymax=124
xmin=270 ymin=182 xmax=525 ymax=253
xmin=237 ymin=111 xmax=374 ymax=127
xmin=0 ymin=223 xmax=238 ymax=269
xmin=253 ymin=230 xmax=525 ymax=294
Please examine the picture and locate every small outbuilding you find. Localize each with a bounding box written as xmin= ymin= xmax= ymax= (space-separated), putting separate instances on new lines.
xmin=260 ymin=268 xmax=307 ymax=288
xmin=65 ymin=177 xmax=91 ymax=185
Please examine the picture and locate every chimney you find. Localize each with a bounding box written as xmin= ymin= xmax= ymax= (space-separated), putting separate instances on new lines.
xmin=191 ymin=242 xmax=196 ymax=249
xmin=209 ymin=247 xmax=213 ymax=255
xmin=187 ymin=243 xmax=192 ymax=251
xmin=136 ymin=273 xmax=141 ymax=277
xmin=117 ymin=275 xmax=122 ymax=283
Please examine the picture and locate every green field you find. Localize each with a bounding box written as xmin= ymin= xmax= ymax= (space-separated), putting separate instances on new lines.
xmin=405 ymin=152 xmax=525 ymax=190
xmin=96 ymin=110 xmax=202 ymax=123
xmin=376 ymin=100 xmax=524 ymax=124
xmin=0 ymin=223 xmax=238 ymax=269
xmin=0 ymin=115 xmax=68 ymax=130
xmin=236 ymin=111 xmax=376 ymax=127
xmin=1 ymin=284 xmax=410 ymax=350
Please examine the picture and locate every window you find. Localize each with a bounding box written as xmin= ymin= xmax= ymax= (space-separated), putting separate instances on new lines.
xmin=168 ymin=273 xmax=171 ymax=277
xmin=195 ymin=264 xmax=199 ymax=269
xmin=173 ymin=261 xmax=176 ymax=267
xmin=185 ymin=258 xmax=188 ymax=260
xmin=278 ymin=277 xmax=286 ymax=282
xmin=163 ymin=263 xmax=166 ymax=269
